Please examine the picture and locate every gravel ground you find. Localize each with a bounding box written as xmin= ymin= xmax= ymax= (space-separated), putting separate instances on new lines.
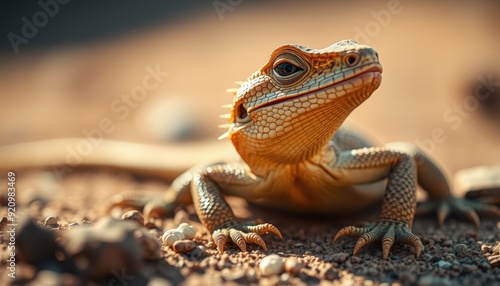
xmin=1 ymin=170 xmax=499 ymax=285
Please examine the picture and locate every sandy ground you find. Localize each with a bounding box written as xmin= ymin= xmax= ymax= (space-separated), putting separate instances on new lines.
xmin=1 ymin=1 xmax=500 ymax=285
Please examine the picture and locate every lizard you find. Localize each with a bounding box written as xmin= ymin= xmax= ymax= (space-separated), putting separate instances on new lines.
xmin=1 ymin=40 xmax=499 ymax=259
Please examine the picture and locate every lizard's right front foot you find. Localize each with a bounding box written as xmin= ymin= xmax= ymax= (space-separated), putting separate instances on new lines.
xmin=212 ymin=222 xmax=282 ymax=252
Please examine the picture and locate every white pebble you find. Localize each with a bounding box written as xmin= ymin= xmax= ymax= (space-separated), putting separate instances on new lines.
xmin=259 ymin=254 xmax=284 ymax=276
xmin=162 ymin=229 xmax=185 ymax=246
xmin=176 ymin=223 xmax=196 ymax=239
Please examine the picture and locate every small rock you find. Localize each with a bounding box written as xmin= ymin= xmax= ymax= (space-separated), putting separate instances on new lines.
xmin=442 ymin=240 xmax=453 ymax=247
xmin=135 ymin=228 xmax=162 ymax=260
xmin=189 ymin=245 xmax=207 ymax=258
xmin=62 ymin=217 xmax=146 ymax=281
xmin=44 ymin=216 xmax=58 ymax=227
xmin=437 ymin=260 xmax=452 ymax=269
xmin=121 ymin=210 xmax=144 ymax=226
xmin=16 ymin=216 xmax=58 ymax=265
xmin=172 ymin=240 xmax=196 ymax=253
xmin=460 ymin=264 xmax=478 ymax=273
xmin=322 ymin=267 xmax=339 ymax=281
xmin=453 ymin=244 xmax=468 ymax=255
xmin=162 ymin=230 xmax=185 ymax=246
xmin=327 ymin=252 xmax=350 ymax=263
xmin=284 ymin=257 xmax=303 ymax=274
xmin=350 ymin=256 xmax=362 ymax=263
xmin=176 ymin=223 xmax=196 ymax=239
xmin=259 ymin=254 xmax=284 ymax=276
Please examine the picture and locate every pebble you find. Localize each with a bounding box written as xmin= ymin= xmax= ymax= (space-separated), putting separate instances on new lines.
xmin=189 ymin=246 xmax=207 ymax=259
xmin=460 ymin=264 xmax=478 ymax=273
xmin=284 ymin=257 xmax=303 ymax=274
xmin=259 ymin=254 xmax=284 ymax=276
xmin=453 ymin=244 xmax=468 ymax=255
xmin=176 ymin=223 xmax=196 ymax=239
xmin=44 ymin=216 xmax=58 ymax=227
xmin=172 ymin=240 xmax=196 ymax=253
xmin=135 ymin=228 xmax=162 ymax=260
xmin=442 ymin=240 xmax=453 ymax=247
xmin=62 ymin=217 xmax=146 ymax=281
xmin=350 ymin=256 xmax=362 ymax=263
xmin=16 ymin=216 xmax=58 ymax=264
xmin=162 ymin=230 xmax=185 ymax=246
xmin=437 ymin=260 xmax=452 ymax=269
xmin=327 ymin=252 xmax=350 ymax=263
xmin=121 ymin=210 xmax=145 ymax=226
xmin=322 ymin=267 xmax=339 ymax=281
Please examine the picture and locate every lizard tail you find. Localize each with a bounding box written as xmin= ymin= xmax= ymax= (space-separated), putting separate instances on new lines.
xmin=0 ymin=138 xmax=234 ymax=180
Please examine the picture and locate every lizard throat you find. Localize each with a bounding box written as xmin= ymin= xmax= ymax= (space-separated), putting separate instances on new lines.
xmin=249 ymin=64 xmax=382 ymax=113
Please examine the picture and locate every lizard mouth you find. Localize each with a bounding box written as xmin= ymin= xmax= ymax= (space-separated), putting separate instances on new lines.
xmin=249 ymin=63 xmax=383 ymax=113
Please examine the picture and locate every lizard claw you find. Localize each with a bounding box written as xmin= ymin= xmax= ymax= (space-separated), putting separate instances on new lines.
xmin=212 ymin=222 xmax=282 ymax=253
xmin=334 ymin=219 xmax=423 ymax=259
xmin=417 ymin=197 xmax=500 ymax=227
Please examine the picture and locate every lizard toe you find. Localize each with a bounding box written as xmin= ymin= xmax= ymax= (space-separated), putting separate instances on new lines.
xmin=229 ymin=229 xmax=247 ymax=252
xmin=335 ymin=220 xmax=422 ymax=259
xmin=334 ymin=226 xmax=371 ymax=242
xmin=212 ymin=222 xmax=281 ymax=253
xmin=212 ymin=229 xmax=229 ymax=253
xmin=244 ymin=223 xmax=283 ymax=239
xmin=417 ymin=197 xmax=499 ymax=227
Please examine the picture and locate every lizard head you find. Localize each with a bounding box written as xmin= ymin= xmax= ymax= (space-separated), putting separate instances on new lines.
xmin=221 ymin=40 xmax=382 ymax=170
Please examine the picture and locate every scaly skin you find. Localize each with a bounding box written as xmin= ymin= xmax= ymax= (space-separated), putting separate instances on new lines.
xmin=1 ymin=40 xmax=499 ymax=259
xmin=157 ymin=40 xmax=499 ymax=258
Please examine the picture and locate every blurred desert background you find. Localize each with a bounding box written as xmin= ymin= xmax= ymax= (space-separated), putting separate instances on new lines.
xmin=1 ymin=0 xmax=499 ymax=176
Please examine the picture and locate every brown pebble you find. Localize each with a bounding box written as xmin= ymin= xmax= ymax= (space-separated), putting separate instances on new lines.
xmin=284 ymin=257 xmax=303 ymax=274
xmin=322 ymin=267 xmax=339 ymax=281
xmin=173 ymin=240 xmax=196 ymax=253
xmin=121 ymin=210 xmax=144 ymax=226
xmin=44 ymin=216 xmax=58 ymax=227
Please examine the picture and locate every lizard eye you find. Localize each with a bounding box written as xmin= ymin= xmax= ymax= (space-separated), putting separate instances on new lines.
xmin=235 ymin=103 xmax=251 ymax=124
xmin=344 ymin=52 xmax=360 ymax=67
xmin=273 ymin=62 xmax=303 ymax=77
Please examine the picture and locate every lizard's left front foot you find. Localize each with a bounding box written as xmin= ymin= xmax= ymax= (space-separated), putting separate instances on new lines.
xmin=334 ymin=219 xmax=423 ymax=259
xmin=417 ymin=197 xmax=500 ymax=227
xmin=212 ymin=222 xmax=282 ymax=253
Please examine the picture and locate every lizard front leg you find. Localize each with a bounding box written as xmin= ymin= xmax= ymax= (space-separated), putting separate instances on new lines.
xmin=331 ymin=147 xmax=423 ymax=259
xmin=385 ymin=142 xmax=500 ymax=226
xmin=190 ymin=163 xmax=282 ymax=252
